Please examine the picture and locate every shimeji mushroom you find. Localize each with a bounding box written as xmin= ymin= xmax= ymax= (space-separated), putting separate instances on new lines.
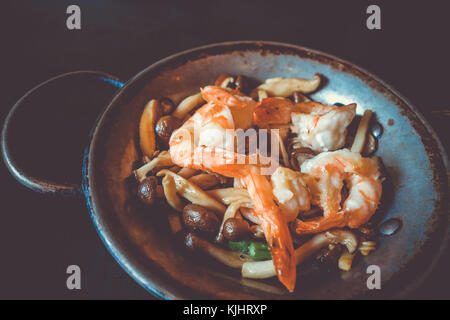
xmin=171 ymin=92 xmax=204 ymax=119
xmin=214 ymin=74 xmax=249 ymax=93
xmin=182 ymin=204 xmax=221 ymax=237
xmin=156 ymin=170 xmax=226 ymax=214
xmin=139 ymin=99 xmax=161 ymax=158
xmin=215 ymin=199 xmax=253 ymax=243
xmin=351 ymin=109 xmax=373 ymax=153
xmin=133 ymin=150 xmax=174 ymax=183
xmin=188 ymin=173 xmax=221 ymax=190
xmin=241 ymin=229 xmax=358 ymax=279
xmin=155 ymin=115 xmax=183 ymax=145
xmin=207 ymin=187 xmax=253 ymax=206
xmin=222 ymin=218 xmax=253 ymax=241
xmin=183 ymin=232 xmax=252 ymax=269
xmin=254 ymin=74 xmax=321 ymax=98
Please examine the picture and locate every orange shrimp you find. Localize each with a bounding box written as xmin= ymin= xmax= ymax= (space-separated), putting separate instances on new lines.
xmin=294 ymin=149 xmax=382 ymax=234
xmin=253 ymin=97 xmax=295 ymax=126
xmin=170 ymin=86 xmax=297 ymax=292
xmin=291 ymin=102 xmax=356 ymax=152
xmin=254 ymin=99 xmax=356 ymax=152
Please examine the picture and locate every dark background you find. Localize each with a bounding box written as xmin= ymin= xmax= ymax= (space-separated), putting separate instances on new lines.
xmin=0 ymin=0 xmax=448 ymax=299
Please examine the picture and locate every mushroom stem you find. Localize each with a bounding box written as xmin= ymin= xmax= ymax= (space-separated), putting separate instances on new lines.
xmin=220 ymin=77 xmax=234 ymax=89
xmin=207 ymin=188 xmax=252 ymax=206
xmin=351 ymin=110 xmax=373 ymax=153
xmin=216 ymin=199 xmax=252 ymax=243
xmin=177 ymin=167 xmax=198 ymax=179
xmin=255 ymin=74 xmax=321 ymax=97
xmin=257 ymin=89 xmax=268 ymax=101
xmin=189 ymin=173 xmax=220 ymax=189
xmin=172 ymin=92 xmax=204 ymax=119
xmin=168 ymin=212 xmax=182 ymax=233
xmin=241 ymin=229 xmax=358 ymax=279
xmin=139 ymin=99 xmax=161 ymax=158
xmin=184 ymin=232 xmax=250 ymax=269
xmin=157 ymin=169 xmax=226 ymax=214
xmin=134 ymin=150 xmax=173 ymax=182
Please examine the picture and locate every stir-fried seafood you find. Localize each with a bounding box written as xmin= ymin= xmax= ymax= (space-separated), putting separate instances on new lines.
xmin=294 ymin=149 xmax=382 ymax=234
xmin=170 ymin=86 xmax=296 ymax=291
xmin=133 ymin=73 xmax=384 ymax=293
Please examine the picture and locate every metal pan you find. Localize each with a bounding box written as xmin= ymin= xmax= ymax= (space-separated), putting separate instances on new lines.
xmin=2 ymin=41 xmax=449 ymax=299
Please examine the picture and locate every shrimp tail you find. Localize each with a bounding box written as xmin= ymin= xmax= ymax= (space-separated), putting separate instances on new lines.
xmin=194 ymin=147 xmax=296 ymax=291
xmin=293 ymin=212 xmax=347 ymax=235
xmin=243 ymin=170 xmax=296 ymax=292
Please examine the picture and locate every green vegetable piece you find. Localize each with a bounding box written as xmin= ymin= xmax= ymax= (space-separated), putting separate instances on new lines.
xmin=228 ymin=241 xmax=272 ymax=260
xmin=228 ymin=240 xmax=251 ymax=253
xmin=248 ymin=242 xmax=272 ymax=260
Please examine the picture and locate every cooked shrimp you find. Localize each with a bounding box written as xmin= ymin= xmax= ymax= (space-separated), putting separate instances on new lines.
xmin=291 ymin=102 xmax=356 ymax=152
xmin=253 ymin=99 xmax=355 ymax=153
xmin=270 ymin=167 xmax=311 ymax=221
xmin=170 ymin=86 xmax=297 ymax=292
xmin=237 ymin=166 xmax=312 ymax=230
xmin=293 ymin=149 xmax=382 ymax=234
xmin=253 ymin=97 xmax=295 ymax=126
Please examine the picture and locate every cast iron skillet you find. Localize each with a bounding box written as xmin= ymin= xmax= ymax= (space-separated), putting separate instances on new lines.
xmin=2 ymin=41 xmax=449 ymax=299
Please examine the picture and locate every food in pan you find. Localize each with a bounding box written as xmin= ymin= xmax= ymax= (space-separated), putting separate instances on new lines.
xmin=132 ymin=73 xmax=383 ymax=292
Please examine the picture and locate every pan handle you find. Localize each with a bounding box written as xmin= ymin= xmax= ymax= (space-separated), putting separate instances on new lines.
xmin=1 ymin=71 xmax=124 ymax=196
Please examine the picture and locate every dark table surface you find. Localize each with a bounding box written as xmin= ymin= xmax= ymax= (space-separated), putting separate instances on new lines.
xmin=0 ymin=0 xmax=448 ymax=299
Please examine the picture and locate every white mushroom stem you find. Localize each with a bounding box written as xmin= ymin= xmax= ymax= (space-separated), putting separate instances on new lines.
xmin=338 ymin=250 xmax=356 ymax=271
xmin=207 ymin=188 xmax=253 ymax=206
xmin=185 ymin=233 xmax=251 ymax=269
xmin=134 ymin=150 xmax=173 ymax=182
xmin=161 ymin=175 xmax=184 ymax=211
xmin=172 ymin=92 xmax=204 ymax=119
xmin=177 ymin=167 xmax=198 ymax=179
xmin=358 ymin=241 xmax=376 ymax=256
xmin=156 ymin=169 xmax=226 ymax=214
xmin=257 ymin=89 xmax=268 ymax=101
xmin=242 ymin=229 xmax=358 ymax=279
xmin=256 ymin=74 xmax=321 ymax=97
xmin=220 ymin=77 xmax=234 ymax=88
xmin=351 ymin=110 xmax=373 ymax=153
xmin=139 ymin=99 xmax=160 ymax=158
xmin=189 ymin=173 xmax=220 ymax=189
